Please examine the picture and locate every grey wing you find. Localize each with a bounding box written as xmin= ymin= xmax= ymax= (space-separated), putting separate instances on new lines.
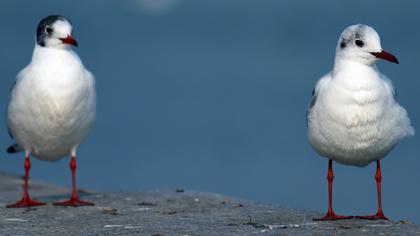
xmin=306 ymin=73 xmax=331 ymax=127
xmin=309 ymin=88 xmax=317 ymax=110
xmin=6 ymin=68 xmax=30 ymax=153
xmin=85 ymin=69 xmax=97 ymax=104
xmin=84 ymin=70 xmax=96 ymax=95
xmin=6 ymin=67 xmax=27 ymax=140
xmin=6 ymin=80 xmax=17 ymax=139
xmin=381 ymin=73 xmax=397 ymax=98
xmin=7 ymin=125 xmax=12 ymax=139
xmin=306 ymin=88 xmax=317 ymax=127
xmin=5 ymin=80 xmax=21 ymax=153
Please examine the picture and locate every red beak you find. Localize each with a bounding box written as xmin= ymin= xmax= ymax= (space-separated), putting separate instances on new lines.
xmin=60 ymin=35 xmax=78 ymax=47
xmin=370 ymin=50 xmax=399 ymax=64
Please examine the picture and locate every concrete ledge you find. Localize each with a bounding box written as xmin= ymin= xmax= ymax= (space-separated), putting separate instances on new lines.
xmin=0 ymin=172 xmax=418 ymax=235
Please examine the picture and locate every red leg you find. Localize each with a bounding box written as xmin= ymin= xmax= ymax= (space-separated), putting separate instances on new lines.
xmin=53 ymin=157 xmax=94 ymax=207
xmin=314 ymin=160 xmax=353 ymax=221
xmin=7 ymin=156 xmax=46 ymax=208
xmin=356 ymin=160 xmax=389 ymax=220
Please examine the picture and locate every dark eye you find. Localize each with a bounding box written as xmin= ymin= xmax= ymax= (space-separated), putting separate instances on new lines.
xmin=45 ymin=26 xmax=53 ymax=34
xmin=355 ymin=39 xmax=364 ymax=47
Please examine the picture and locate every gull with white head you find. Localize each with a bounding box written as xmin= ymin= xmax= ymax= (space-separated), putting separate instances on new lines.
xmin=307 ymin=24 xmax=414 ymax=221
xmin=6 ymin=15 xmax=96 ymax=207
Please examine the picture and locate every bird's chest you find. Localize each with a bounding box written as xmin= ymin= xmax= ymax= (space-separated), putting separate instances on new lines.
xmin=318 ymin=80 xmax=390 ymax=142
xmin=22 ymin=73 xmax=89 ymax=125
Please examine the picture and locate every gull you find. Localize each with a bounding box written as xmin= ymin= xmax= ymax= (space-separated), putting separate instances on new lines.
xmin=307 ymin=24 xmax=414 ymax=221
xmin=6 ymin=15 xmax=96 ymax=207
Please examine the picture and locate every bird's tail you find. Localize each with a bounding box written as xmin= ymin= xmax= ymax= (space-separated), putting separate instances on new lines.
xmin=7 ymin=144 xmax=23 ymax=153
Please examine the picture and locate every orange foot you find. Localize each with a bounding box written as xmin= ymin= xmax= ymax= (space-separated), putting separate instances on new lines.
xmin=314 ymin=211 xmax=353 ymax=221
xmin=53 ymin=197 xmax=94 ymax=207
xmin=355 ymin=212 xmax=389 ymax=221
xmin=7 ymin=195 xmax=46 ymax=208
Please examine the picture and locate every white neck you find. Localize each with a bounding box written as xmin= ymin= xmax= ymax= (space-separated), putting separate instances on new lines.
xmin=333 ymin=57 xmax=376 ymax=75
xmin=31 ymin=44 xmax=80 ymax=65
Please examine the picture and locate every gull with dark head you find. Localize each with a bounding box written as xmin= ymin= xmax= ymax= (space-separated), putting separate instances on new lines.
xmin=6 ymin=15 xmax=96 ymax=207
xmin=307 ymin=24 xmax=414 ymax=221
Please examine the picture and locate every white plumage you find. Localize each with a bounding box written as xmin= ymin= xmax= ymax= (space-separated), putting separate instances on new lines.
xmin=307 ymin=24 xmax=414 ymax=167
xmin=6 ymin=15 xmax=96 ymax=208
xmin=7 ymin=44 xmax=96 ymax=161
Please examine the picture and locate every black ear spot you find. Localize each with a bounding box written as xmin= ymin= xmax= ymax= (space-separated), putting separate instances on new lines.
xmin=355 ymin=39 xmax=364 ymax=47
xmin=45 ymin=26 xmax=53 ymax=34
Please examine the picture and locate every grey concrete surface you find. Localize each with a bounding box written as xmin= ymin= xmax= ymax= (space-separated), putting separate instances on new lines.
xmin=0 ymin=172 xmax=418 ymax=235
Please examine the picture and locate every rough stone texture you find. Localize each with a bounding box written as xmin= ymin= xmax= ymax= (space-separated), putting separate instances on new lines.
xmin=0 ymin=172 xmax=418 ymax=235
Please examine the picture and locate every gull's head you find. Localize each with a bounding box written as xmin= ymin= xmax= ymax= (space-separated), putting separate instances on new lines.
xmin=36 ymin=15 xmax=78 ymax=49
xmin=335 ymin=24 xmax=398 ymax=66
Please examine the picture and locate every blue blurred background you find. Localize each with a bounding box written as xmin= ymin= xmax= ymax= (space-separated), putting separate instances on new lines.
xmin=0 ymin=0 xmax=419 ymax=222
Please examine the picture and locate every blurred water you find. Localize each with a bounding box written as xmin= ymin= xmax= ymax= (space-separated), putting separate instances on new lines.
xmin=0 ymin=0 xmax=419 ymax=222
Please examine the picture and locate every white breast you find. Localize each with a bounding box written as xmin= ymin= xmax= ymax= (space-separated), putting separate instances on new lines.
xmin=308 ymin=64 xmax=413 ymax=167
xmin=7 ymin=46 xmax=96 ymax=161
